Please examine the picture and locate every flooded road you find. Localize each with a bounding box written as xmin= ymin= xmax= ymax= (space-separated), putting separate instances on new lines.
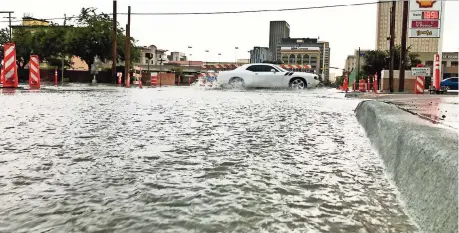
xmin=0 ymin=86 xmax=418 ymax=233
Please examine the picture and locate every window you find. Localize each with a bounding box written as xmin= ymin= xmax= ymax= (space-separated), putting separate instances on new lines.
xmin=442 ymin=61 xmax=447 ymax=67
xmin=451 ymin=78 xmax=458 ymax=82
xmin=258 ymin=65 xmax=276 ymax=72
xmin=451 ymin=61 xmax=458 ymax=67
xmin=246 ymin=65 xmax=277 ymax=72
xmin=425 ymin=61 xmax=434 ymax=67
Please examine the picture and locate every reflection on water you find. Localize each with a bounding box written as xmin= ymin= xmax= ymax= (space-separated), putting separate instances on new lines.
xmin=0 ymin=87 xmax=418 ymax=233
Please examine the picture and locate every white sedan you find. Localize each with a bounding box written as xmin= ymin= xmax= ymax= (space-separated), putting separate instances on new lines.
xmin=217 ymin=63 xmax=320 ymax=89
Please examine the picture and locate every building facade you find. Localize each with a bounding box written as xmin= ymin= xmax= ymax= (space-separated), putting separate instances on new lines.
xmin=375 ymin=0 xmax=439 ymax=52
xmin=279 ymin=46 xmax=321 ymax=74
xmin=269 ymin=21 xmax=290 ymax=62
xmin=237 ymin=59 xmax=250 ymax=64
xmin=350 ymin=49 xmax=371 ymax=72
xmin=276 ymin=38 xmax=330 ymax=81
xmin=138 ymin=45 xmax=171 ymax=66
xmin=418 ymin=51 xmax=458 ymax=79
xmin=344 ymin=55 xmax=356 ymax=72
xmin=249 ymin=47 xmax=271 ymax=63
xmin=168 ymin=52 xmax=186 ymax=62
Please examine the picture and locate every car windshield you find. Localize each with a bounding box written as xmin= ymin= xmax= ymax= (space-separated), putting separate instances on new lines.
xmin=273 ymin=65 xmax=287 ymax=72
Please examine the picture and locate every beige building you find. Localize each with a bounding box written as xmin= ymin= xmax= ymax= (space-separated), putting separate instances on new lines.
xmin=343 ymin=49 xmax=371 ymax=73
xmin=237 ymin=59 xmax=250 ymax=64
xmin=344 ymin=55 xmax=356 ymax=72
xmin=419 ymin=51 xmax=458 ymax=79
xmin=376 ymin=1 xmax=439 ymax=52
xmin=279 ymin=47 xmax=321 ymax=74
xmin=276 ymin=38 xmax=330 ymax=81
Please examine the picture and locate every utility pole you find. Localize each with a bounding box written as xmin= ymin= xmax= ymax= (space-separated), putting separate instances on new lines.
xmin=112 ymin=0 xmax=117 ymax=83
xmin=124 ymin=6 xmax=131 ymax=85
xmin=389 ymin=1 xmax=396 ymax=93
xmin=61 ymin=13 xmax=67 ymax=83
xmin=1 ymin=11 xmax=15 ymax=41
xmin=188 ymin=46 xmax=192 ymax=68
xmin=357 ymin=47 xmax=360 ymax=82
xmin=235 ymin=47 xmax=239 ymax=63
xmin=159 ymin=58 xmax=165 ymax=87
xmin=399 ymin=0 xmax=408 ymax=92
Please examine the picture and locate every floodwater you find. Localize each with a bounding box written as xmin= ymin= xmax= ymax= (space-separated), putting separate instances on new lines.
xmin=0 ymin=86 xmax=418 ymax=233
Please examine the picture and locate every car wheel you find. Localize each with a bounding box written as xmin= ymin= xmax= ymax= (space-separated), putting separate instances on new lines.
xmin=229 ymin=77 xmax=245 ymax=88
xmin=289 ymin=78 xmax=307 ymax=89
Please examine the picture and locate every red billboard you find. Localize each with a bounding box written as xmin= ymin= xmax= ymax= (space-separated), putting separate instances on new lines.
xmin=411 ymin=20 xmax=439 ymax=28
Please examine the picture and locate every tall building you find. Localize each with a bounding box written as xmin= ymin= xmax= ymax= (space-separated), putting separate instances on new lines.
xmin=249 ymin=47 xmax=271 ymax=63
xmin=375 ymin=0 xmax=438 ymax=52
xmin=269 ymin=21 xmax=290 ymax=62
xmin=276 ymin=38 xmax=331 ymax=82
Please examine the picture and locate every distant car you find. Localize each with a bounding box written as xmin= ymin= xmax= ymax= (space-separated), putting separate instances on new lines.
xmin=440 ymin=77 xmax=458 ymax=90
xmin=217 ymin=63 xmax=320 ymax=89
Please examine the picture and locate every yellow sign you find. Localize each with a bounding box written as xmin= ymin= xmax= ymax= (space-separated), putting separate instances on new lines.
xmin=416 ymin=0 xmax=436 ymax=8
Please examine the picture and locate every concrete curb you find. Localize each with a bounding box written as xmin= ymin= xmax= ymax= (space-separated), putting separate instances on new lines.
xmin=355 ymin=101 xmax=458 ymax=233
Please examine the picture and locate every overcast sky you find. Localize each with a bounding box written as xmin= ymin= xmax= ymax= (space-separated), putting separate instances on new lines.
xmin=1 ymin=0 xmax=458 ymax=72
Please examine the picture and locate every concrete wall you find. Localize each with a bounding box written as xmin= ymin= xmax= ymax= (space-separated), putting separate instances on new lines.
xmin=380 ymin=70 xmax=417 ymax=92
xmin=355 ymin=101 xmax=458 ymax=233
xmin=157 ymin=73 xmax=176 ymax=86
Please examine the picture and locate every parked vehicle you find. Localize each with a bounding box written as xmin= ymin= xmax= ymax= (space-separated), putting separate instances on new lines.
xmin=440 ymin=77 xmax=458 ymax=90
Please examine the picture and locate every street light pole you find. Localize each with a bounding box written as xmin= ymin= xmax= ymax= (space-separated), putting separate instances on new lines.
xmin=112 ymin=0 xmax=117 ymax=82
xmin=159 ymin=57 xmax=165 ymax=87
xmin=205 ymin=50 xmax=209 ymax=66
xmin=399 ymin=0 xmax=409 ymax=92
xmin=0 ymin=12 xmax=14 ymax=41
xmin=235 ymin=47 xmax=239 ymax=64
xmin=389 ymin=1 xmax=396 ymax=93
xmin=188 ymin=46 xmax=192 ymax=67
xmin=357 ymin=47 xmax=360 ymax=81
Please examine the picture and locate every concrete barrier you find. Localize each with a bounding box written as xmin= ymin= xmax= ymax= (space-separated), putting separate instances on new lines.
xmin=355 ymin=101 xmax=458 ymax=233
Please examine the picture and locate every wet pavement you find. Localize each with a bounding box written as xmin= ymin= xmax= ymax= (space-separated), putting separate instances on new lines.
xmin=346 ymin=92 xmax=459 ymax=131
xmin=0 ymin=85 xmax=418 ymax=233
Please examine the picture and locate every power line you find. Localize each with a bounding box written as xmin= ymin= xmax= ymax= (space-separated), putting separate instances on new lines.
xmin=1 ymin=0 xmax=454 ymax=23
xmin=119 ymin=1 xmax=384 ymax=15
xmin=0 ymin=0 xmax=389 ymax=23
xmin=114 ymin=0 xmax=457 ymax=15
xmin=0 ymin=16 xmax=76 ymax=24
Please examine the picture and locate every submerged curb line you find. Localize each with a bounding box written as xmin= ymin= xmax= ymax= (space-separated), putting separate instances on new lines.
xmin=355 ymin=101 xmax=458 ymax=233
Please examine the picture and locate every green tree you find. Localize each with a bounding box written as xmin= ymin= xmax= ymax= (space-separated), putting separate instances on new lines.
xmin=0 ymin=27 xmax=9 ymax=59
xmin=32 ymin=26 xmax=73 ymax=67
xmin=362 ymin=46 xmax=421 ymax=78
xmin=362 ymin=50 xmax=387 ymax=78
xmin=9 ymin=27 xmax=35 ymax=71
xmin=171 ymin=66 xmax=184 ymax=78
xmin=388 ymin=45 xmax=421 ymax=69
xmin=70 ymin=7 xmax=139 ymax=72
xmin=334 ymin=76 xmax=344 ymax=87
xmin=0 ymin=26 xmax=72 ymax=72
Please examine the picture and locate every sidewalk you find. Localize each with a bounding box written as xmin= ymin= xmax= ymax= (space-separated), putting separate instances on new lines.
xmin=346 ymin=92 xmax=459 ymax=131
xmin=354 ymin=100 xmax=458 ymax=233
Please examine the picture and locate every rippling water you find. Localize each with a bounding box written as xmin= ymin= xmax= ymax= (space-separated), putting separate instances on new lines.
xmin=0 ymin=86 xmax=418 ymax=233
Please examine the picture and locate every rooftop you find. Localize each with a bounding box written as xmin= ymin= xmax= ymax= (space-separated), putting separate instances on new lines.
xmin=281 ymin=37 xmax=319 ymax=44
xmin=22 ymin=16 xmax=49 ymax=23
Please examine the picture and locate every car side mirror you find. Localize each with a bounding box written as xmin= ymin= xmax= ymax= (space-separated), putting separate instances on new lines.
xmin=271 ymin=69 xmax=276 ymax=73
